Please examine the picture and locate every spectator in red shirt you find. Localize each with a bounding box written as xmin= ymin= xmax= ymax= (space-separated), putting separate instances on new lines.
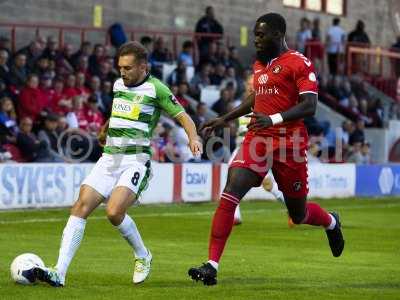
xmin=75 ymin=55 xmax=91 ymax=79
xmin=75 ymin=72 xmax=90 ymax=99
xmin=39 ymin=74 xmax=55 ymax=107
xmin=51 ymin=77 xmax=71 ymax=115
xmin=85 ymin=94 xmax=105 ymax=135
xmin=18 ymin=74 xmax=49 ymax=122
xmin=63 ymin=74 xmax=79 ymax=100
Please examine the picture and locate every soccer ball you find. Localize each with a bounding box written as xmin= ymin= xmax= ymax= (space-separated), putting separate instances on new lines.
xmin=10 ymin=253 xmax=44 ymax=285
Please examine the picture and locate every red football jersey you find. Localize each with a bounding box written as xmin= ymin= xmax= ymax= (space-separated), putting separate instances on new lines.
xmin=252 ymin=50 xmax=318 ymax=139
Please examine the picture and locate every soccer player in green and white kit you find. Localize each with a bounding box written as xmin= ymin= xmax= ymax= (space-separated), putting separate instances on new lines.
xmin=32 ymin=41 xmax=202 ymax=287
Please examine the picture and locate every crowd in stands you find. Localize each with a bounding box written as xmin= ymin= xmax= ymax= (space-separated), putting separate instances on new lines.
xmin=1 ymin=6 xmax=399 ymax=164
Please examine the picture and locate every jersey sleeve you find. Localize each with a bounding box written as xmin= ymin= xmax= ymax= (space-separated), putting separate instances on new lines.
xmin=156 ymin=82 xmax=185 ymax=118
xmin=295 ymin=60 xmax=318 ymax=95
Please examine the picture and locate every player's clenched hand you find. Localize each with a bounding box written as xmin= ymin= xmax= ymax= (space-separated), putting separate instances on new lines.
xmin=97 ymin=129 xmax=107 ymax=147
xmin=199 ymin=117 xmax=226 ymax=138
xmin=189 ymin=138 xmax=203 ymax=157
xmin=246 ymin=112 xmax=273 ymax=131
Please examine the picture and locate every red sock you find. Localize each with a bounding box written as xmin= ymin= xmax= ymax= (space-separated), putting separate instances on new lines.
xmin=302 ymin=202 xmax=331 ymax=228
xmin=208 ymin=192 xmax=240 ymax=263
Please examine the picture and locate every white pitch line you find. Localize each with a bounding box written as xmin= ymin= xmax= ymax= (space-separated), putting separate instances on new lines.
xmin=0 ymin=202 xmax=399 ymax=225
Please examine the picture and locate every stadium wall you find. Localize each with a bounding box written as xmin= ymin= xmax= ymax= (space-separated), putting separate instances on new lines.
xmin=5 ymin=161 xmax=400 ymax=210
xmin=0 ymin=0 xmax=396 ymax=60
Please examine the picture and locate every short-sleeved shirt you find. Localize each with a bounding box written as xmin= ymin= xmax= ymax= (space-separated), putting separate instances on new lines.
xmin=105 ymin=74 xmax=184 ymax=155
xmin=251 ymin=50 xmax=318 ymax=144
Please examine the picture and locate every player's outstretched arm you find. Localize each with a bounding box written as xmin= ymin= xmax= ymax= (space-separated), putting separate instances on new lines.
xmin=248 ymin=93 xmax=317 ymax=130
xmin=199 ymin=92 xmax=255 ymax=137
xmin=175 ymin=112 xmax=203 ymax=157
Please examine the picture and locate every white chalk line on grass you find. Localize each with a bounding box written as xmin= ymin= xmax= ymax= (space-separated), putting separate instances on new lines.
xmin=0 ymin=202 xmax=399 ymax=225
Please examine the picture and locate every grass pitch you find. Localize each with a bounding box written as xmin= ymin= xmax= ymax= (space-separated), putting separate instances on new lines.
xmin=0 ymin=198 xmax=399 ymax=300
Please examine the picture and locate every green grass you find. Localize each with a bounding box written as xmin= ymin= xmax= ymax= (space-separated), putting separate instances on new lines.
xmin=1 ymin=198 xmax=399 ymax=300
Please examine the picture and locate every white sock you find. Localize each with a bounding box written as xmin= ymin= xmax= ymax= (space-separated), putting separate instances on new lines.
xmin=234 ymin=206 xmax=242 ymax=221
xmin=208 ymin=260 xmax=219 ymax=270
xmin=271 ymin=182 xmax=285 ymax=204
xmin=326 ymin=214 xmax=337 ymax=230
xmin=55 ymin=215 xmax=86 ymax=279
xmin=117 ymin=214 xmax=148 ymax=258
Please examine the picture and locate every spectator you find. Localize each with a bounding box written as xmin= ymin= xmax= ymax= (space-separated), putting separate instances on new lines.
xmin=199 ymin=40 xmax=219 ymax=67
xmin=63 ymin=74 xmax=79 ymax=100
xmin=217 ymin=46 xmax=230 ymax=67
xmin=220 ymin=66 xmax=238 ymax=94
xmin=178 ymin=41 xmax=194 ymax=67
xmin=359 ymin=99 xmax=373 ymax=126
xmin=149 ymin=37 xmax=173 ymax=78
xmin=90 ymin=75 xmax=110 ymax=116
xmin=42 ymin=36 xmax=59 ymax=60
xmin=312 ymin=18 xmax=321 ymax=40
xmin=75 ymin=55 xmax=90 ymax=78
xmin=307 ymin=141 xmax=322 ymax=163
xmin=210 ymin=63 xmax=226 ymax=85
xmin=66 ymin=95 xmax=88 ymax=130
xmin=38 ymin=113 xmax=66 ymax=162
xmin=326 ymin=18 xmax=346 ymax=75
xmin=85 ymin=95 xmax=105 ymax=135
xmin=296 ymin=17 xmax=312 ymax=54
xmin=16 ymin=117 xmax=50 ymax=162
xmin=51 ymin=77 xmax=71 ymax=115
xmin=191 ymin=102 xmax=208 ymax=128
xmin=9 ymin=53 xmax=28 ymax=90
xmin=346 ymin=141 xmax=363 ymax=163
xmin=89 ymin=44 xmax=105 ymax=76
xmin=75 ymin=72 xmax=90 ymax=98
xmin=100 ymin=80 xmax=113 ymax=117
xmin=228 ymin=46 xmax=244 ymax=77
xmin=71 ymin=41 xmax=92 ymax=68
xmin=140 ymin=36 xmax=153 ymax=53
xmin=33 ymin=56 xmax=51 ymax=78
xmin=349 ymin=119 xmax=365 ymax=145
xmin=0 ymin=36 xmax=11 ymax=56
xmin=0 ymin=49 xmax=10 ymax=84
xmin=18 ymin=74 xmax=49 ymax=122
xmin=96 ymin=60 xmax=116 ymax=82
xmin=348 ymin=20 xmax=370 ymax=44
xmin=56 ymin=43 xmax=75 ymax=76
xmin=39 ymin=74 xmax=55 ymax=108
xmin=190 ymin=63 xmax=211 ymax=97
xmin=195 ymin=6 xmax=224 ymax=57
xmin=175 ymin=82 xmax=194 ymax=115
xmin=167 ymin=60 xmax=188 ymax=86
xmin=17 ymin=38 xmax=45 ymax=70
xmin=0 ymin=96 xmax=18 ymax=142
xmin=212 ymin=88 xmax=231 ymax=115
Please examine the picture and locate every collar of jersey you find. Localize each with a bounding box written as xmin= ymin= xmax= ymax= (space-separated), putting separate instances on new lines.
xmin=125 ymin=73 xmax=151 ymax=88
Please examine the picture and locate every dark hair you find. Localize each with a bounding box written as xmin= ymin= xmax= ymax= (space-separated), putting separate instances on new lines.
xmin=333 ymin=18 xmax=340 ymax=25
xmin=256 ymin=13 xmax=286 ymax=35
xmin=182 ymin=40 xmax=193 ymax=49
xmin=118 ymin=41 xmax=148 ymax=63
xmin=206 ymin=6 xmax=213 ymax=13
xmin=140 ymin=36 xmax=152 ymax=45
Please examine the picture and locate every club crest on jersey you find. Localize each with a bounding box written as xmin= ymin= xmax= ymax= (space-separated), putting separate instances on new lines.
xmin=132 ymin=95 xmax=144 ymax=103
xmin=258 ymin=74 xmax=269 ymax=85
xmin=272 ymin=65 xmax=282 ymax=74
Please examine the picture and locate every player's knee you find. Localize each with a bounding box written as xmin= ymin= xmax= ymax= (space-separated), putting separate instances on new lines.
xmin=288 ymin=212 xmax=306 ymax=224
xmin=71 ymin=199 xmax=91 ymax=218
xmin=106 ymin=206 xmax=124 ymax=226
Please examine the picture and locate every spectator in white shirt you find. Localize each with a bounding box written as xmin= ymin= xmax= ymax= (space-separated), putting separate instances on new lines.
xmin=326 ymin=18 xmax=346 ymax=75
xmin=296 ymin=18 xmax=312 ymax=54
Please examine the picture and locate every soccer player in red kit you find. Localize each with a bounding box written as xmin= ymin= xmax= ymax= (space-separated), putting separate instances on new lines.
xmin=188 ymin=13 xmax=344 ymax=286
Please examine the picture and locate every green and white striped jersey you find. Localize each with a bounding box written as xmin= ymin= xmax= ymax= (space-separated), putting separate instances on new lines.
xmin=104 ymin=74 xmax=184 ymax=155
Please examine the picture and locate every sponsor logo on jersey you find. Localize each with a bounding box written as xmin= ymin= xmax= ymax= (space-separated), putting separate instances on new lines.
xmin=258 ymin=74 xmax=269 ymax=85
xmin=255 ymin=85 xmax=279 ymax=96
xmin=132 ymin=95 xmax=144 ymax=103
xmin=272 ymin=65 xmax=282 ymax=74
xmin=113 ymin=102 xmax=131 ymax=112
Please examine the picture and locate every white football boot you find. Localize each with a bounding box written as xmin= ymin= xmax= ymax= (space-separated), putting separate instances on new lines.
xmin=133 ymin=250 xmax=152 ymax=284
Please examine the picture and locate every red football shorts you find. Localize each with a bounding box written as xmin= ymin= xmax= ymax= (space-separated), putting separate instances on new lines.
xmin=229 ymin=132 xmax=309 ymax=198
